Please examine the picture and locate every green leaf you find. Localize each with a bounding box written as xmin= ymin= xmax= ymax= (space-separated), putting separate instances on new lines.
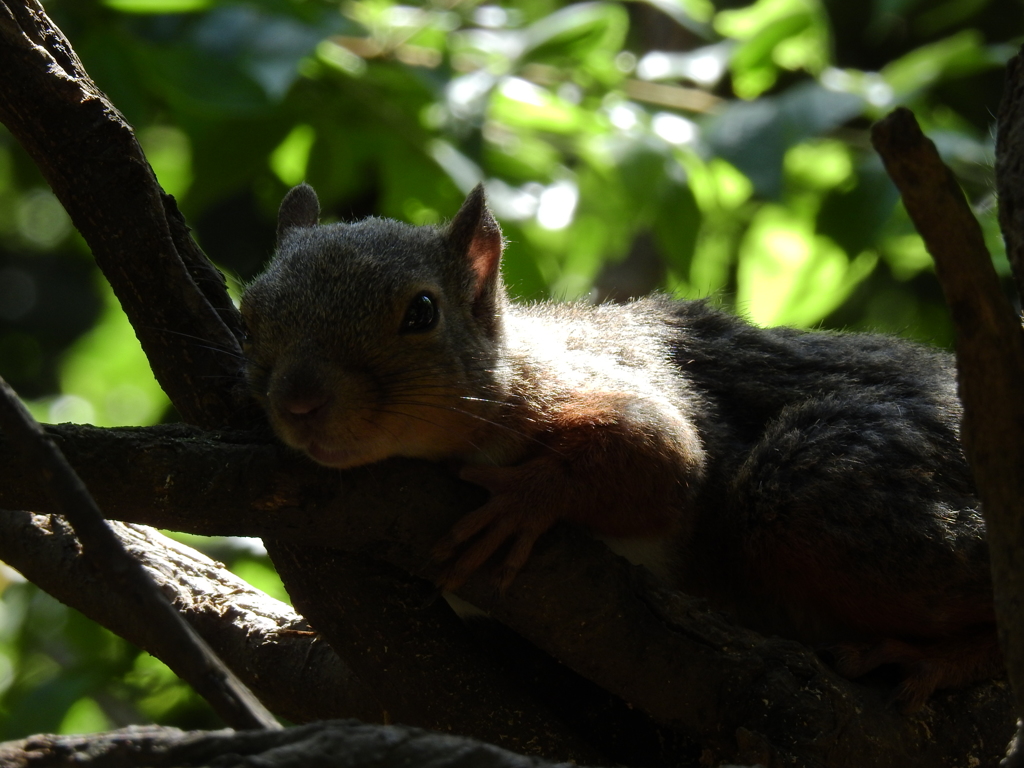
xmin=653 ymin=181 xmax=702 ymax=278
xmin=58 ymin=697 xmax=112 ymax=735
xmin=490 ymin=79 xmax=588 ymax=134
xmin=484 ymin=132 xmax=561 ymax=180
xmin=520 ymin=2 xmax=629 ymax=84
xmin=140 ymin=126 xmax=193 ymax=199
xmin=707 ymin=82 xmax=864 ymax=197
xmin=737 ymin=205 xmax=877 ymax=327
xmin=102 ymin=0 xmax=212 ymax=12
xmin=54 ymin=281 xmax=169 ymax=428
xmin=139 ymin=45 xmax=272 ymax=119
xmin=817 ymin=157 xmax=899 ymax=258
xmin=881 ymin=30 xmax=995 ymax=98
xmin=231 ymin=559 xmax=290 ymax=604
xmin=270 ymin=124 xmax=316 ymax=186
xmin=730 ymin=12 xmax=811 ymax=89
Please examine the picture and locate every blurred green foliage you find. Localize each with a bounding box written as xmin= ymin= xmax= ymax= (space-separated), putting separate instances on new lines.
xmin=0 ymin=0 xmax=1020 ymax=739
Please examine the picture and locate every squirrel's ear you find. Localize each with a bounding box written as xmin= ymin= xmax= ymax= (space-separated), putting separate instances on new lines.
xmin=277 ymin=184 xmax=321 ymax=243
xmin=446 ymin=184 xmax=503 ymax=292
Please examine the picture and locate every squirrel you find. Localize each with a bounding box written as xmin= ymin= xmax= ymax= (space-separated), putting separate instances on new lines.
xmin=240 ymin=182 xmax=1001 ymax=711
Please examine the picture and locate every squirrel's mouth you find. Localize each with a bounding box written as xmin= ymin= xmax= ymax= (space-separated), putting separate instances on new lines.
xmin=305 ymin=440 xmax=366 ymax=469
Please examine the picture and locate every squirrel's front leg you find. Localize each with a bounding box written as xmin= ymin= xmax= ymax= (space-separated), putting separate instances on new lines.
xmin=434 ymin=392 xmax=706 ymax=590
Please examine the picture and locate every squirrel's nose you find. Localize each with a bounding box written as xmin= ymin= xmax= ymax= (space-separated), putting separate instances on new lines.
xmin=279 ymin=393 xmax=330 ymax=418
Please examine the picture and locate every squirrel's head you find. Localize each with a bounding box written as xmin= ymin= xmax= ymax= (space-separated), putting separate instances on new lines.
xmin=240 ymin=184 xmax=509 ymax=469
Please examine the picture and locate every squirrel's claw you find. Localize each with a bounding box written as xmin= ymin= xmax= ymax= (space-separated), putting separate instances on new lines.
xmin=433 ymin=471 xmax=558 ymax=591
xmin=433 ymin=505 xmax=518 ymax=589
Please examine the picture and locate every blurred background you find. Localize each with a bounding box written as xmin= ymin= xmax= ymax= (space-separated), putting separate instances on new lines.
xmin=0 ymin=0 xmax=1020 ymax=738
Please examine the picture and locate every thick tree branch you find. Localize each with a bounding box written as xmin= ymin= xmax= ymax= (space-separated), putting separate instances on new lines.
xmin=0 ymin=0 xmax=251 ymax=428
xmin=265 ymin=543 xmax=604 ymax=761
xmin=872 ymin=106 xmax=1024 ymax=752
xmin=0 ymin=423 xmax=1013 ymax=766
xmin=998 ymin=49 xmax=1024 ymax=304
xmin=0 ymin=721 xmax=581 ymax=768
xmin=995 ymin=47 xmax=1024 ymax=768
xmin=0 ymin=512 xmax=374 ymax=725
xmin=0 ymin=421 xmax=599 ymax=760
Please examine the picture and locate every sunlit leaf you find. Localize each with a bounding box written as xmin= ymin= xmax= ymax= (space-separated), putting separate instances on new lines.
xmin=102 ymin=0 xmax=212 ymax=12
xmin=729 ymin=12 xmax=811 ymax=96
xmin=520 ymin=2 xmax=629 ymax=85
xmin=484 ymin=130 xmax=561 ymax=179
xmin=784 ymin=140 xmax=852 ymax=190
xmin=230 ymin=560 xmax=290 ymax=604
xmin=490 ymin=78 xmax=588 ymax=134
xmin=634 ymin=0 xmax=714 ymax=32
xmin=140 ymin=126 xmax=193 ymax=199
xmin=57 ymin=283 xmax=169 ymax=427
xmin=883 ymin=233 xmax=934 ymax=281
xmin=270 ymin=124 xmax=316 ymax=186
xmin=717 ymin=0 xmax=831 ymax=96
xmin=715 ymin=0 xmax=812 ymax=39
xmin=58 ymin=697 xmax=111 ymax=735
xmin=707 ymin=82 xmax=863 ymax=197
xmin=881 ymin=30 xmax=999 ymax=98
xmin=737 ymin=205 xmax=877 ymax=327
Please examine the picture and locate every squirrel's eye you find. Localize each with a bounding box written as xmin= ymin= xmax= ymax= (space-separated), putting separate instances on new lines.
xmin=239 ymin=319 xmax=253 ymax=348
xmin=401 ymin=292 xmax=438 ymax=333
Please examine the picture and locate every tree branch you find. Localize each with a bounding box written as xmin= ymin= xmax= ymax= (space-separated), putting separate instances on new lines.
xmin=0 ymin=511 xmax=374 ymax=725
xmin=0 ymin=375 xmax=278 ymax=730
xmin=0 ymin=423 xmax=1013 ymax=766
xmin=872 ymin=105 xmax=1024 ymax=753
xmin=0 ymin=421 xmax=601 ymax=760
xmin=0 ymin=721 xmax=583 ymax=768
xmin=997 ymin=48 xmax=1024 ymax=304
xmin=0 ymin=0 xmax=251 ymax=428
xmin=265 ymin=542 xmax=604 ymax=761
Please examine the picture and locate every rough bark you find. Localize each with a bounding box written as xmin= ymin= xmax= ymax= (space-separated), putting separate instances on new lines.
xmin=0 ymin=0 xmax=252 ymax=430
xmin=0 ymin=424 xmax=1015 ymax=767
xmin=0 ymin=376 xmax=277 ymax=730
xmin=0 ymin=721 xmax=579 ymax=768
xmin=873 ymin=106 xmax=1024 ymax=766
xmin=998 ymin=49 xmax=1024 ymax=305
xmin=263 ymin=542 xmax=604 ymax=761
xmin=0 ymin=512 xmax=373 ymax=726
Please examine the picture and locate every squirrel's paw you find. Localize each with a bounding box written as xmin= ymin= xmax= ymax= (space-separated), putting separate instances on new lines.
xmin=831 ymin=632 xmax=1001 ymax=713
xmin=432 ymin=464 xmax=558 ymax=591
xmin=832 ymin=639 xmax=932 ymax=712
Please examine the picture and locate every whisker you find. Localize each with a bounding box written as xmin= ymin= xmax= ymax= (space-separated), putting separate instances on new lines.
xmin=359 ymin=413 xmax=401 ymax=444
xmin=140 ymin=325 xmax=243 ymax=351
xmin=369 ymin=407 xmax=488 ymax=455
xmin=381 ymin=400 xmax=559 ymax=456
